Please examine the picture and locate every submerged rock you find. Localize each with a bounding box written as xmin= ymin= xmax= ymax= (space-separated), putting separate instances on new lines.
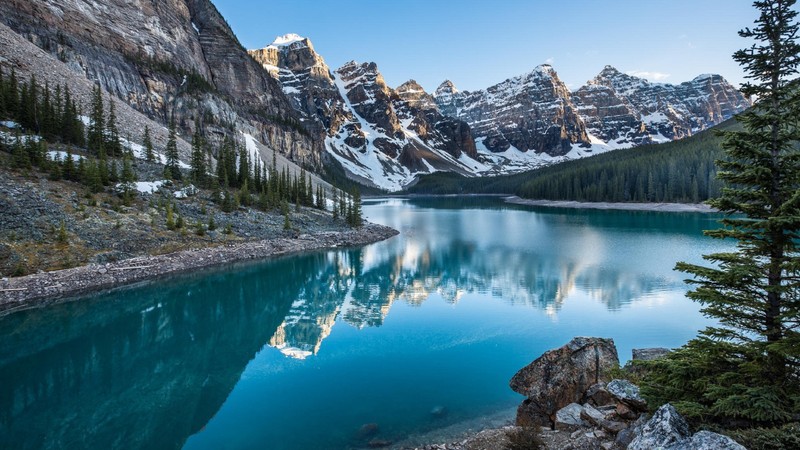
xmin=358 ymin=423 xmax=379 ymax=438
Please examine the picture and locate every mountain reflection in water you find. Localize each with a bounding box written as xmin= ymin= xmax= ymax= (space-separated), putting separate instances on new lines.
xmin=0 ymin=197 xmax=726 ymax=450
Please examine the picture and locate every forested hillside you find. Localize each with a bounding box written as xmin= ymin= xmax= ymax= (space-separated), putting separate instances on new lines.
xmin=408 ymin=118 xmax=740 ymax=203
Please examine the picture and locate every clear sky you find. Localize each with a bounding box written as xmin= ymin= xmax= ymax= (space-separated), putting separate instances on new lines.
xmin=211 ymin=0 xmax=761 ymax=93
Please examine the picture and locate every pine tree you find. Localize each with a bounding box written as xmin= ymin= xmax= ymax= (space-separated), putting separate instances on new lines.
xmin=40 ymin=81 xmax=54 ymax=139
xmin=5 ymin=68 xmax=18 ymax=119
xmin=643 ymin=0 xmax=800 ymax=427
xmin=87 ymin=84 xmax=105 ymax=157
xmin=143 ymin=125 xmax=155 ymax=162
xmin=282 ymin=198 xmax=291 ymax=231
xmin=190 ymin=126 xmax=207 ymax=186
xmin=63 ymin=149 xmax=75 ymax=181
xmin=352 ymin=189 xmax=363 ymax=227
xmin=11 ymin=133 xmax=29 ymax=169
xmin=105 ymin=97 xmax=122 ymax=157
xmin=164 ymin=118 xmax=181 ymax=180
xmin=84 ymin=159 xmax=103 ymax=193
xmin=0 ymin=65 xmax=6 ymax=118
xmin=331 ymin=188 xmax=339 ymax=220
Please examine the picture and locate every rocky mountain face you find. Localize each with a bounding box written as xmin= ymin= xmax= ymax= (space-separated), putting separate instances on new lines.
xmin=0 ymin=0 xmax=321 ymax=166
xmin=434 ymin=65 xmax=590 ymax=156
xmin=249 ymin=36 xmax=480 ymax=190
xmin=433 ymin=65 xmax=750 ymax=158
xmin=0 ymin=0 xmax=749 ymax=191
xmin=572 ymin=66 xmax=750 ymax=146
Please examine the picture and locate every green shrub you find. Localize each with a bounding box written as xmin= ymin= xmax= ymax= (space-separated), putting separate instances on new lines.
xmin=727 ymin=423 xmax=800 ymax=450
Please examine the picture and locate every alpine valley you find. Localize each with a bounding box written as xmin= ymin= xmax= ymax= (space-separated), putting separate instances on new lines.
xmin=0 ymin=0 xmax=748 ymax=192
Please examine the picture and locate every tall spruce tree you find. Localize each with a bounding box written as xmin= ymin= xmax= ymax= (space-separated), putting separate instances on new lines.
xmin=643 ymin=0 xmax=800 ymax=426
xmin=190 ymin=125 xmax=207 ymax=186
xmin=87 ymin=84 xmax=105 ymax=157
xmin=143 ymin=125 xmax=155 ymax=162
xmin=164 ymin=118 xmax=181 ymax=180
xmin=105 ymin=97 xmax=122 ymax=157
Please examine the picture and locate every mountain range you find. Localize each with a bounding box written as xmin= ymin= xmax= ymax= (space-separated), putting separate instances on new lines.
xmin=250 ymin=34 xmax=749 ymax=190
xmin=0 ymin=1 xmax=750 ymax=192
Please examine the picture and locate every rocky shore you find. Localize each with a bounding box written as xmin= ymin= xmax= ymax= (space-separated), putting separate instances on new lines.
xmin=505 ymin=196 xmax=717 ymax=213
xmin=0 ymin=223 xmax=398 ymax=317
xmin=409 ymin=337 xmax=745 ymax=450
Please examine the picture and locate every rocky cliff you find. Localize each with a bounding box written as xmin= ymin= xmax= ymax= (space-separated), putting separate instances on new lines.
xmin=572 ymin=65 xmax=750 ymax=147
xmin=0 ymin=0 xmax=750 ymax=191
xmin=434 ymin=65 xmax=590 ymax=156
xmin=249 ymin=36 xmax=480 ymax=190
xmin=0 ymin=0 xmax=321 ymax=166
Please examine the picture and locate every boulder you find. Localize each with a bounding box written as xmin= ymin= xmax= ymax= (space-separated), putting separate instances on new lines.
xmin=607 ymin=379 xmax=647 ymax=411
xmin=584 ymin=382 xmax=615 ymax=406
xmin=510 ymin=337 xmax=619 ymax=426
xmin=615 ymin=402 xmax=638 ymax=421
xmin=580 ymin=404 xmax=627 ymax=434
xmin=628 ymin=404 xmax=689 ymax=450
xmin=632 ymin=347 xmax=671 ymax=361
xmin=555 ymin=403 xmax=585 ymax=431
xmin=689 ymin=431 xmax=747 ymax=450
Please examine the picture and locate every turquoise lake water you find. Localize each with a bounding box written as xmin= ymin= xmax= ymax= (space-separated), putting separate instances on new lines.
xmin=0 ymin=197 xmax=731 ymax=449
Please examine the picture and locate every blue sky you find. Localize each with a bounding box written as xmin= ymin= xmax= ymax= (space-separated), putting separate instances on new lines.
xmin=212 ymin=0 xmax=759 ymax=93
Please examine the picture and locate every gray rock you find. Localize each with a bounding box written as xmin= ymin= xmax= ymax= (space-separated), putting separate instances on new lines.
xmin=510 ymin=337 xmax=619 ymax=427
xmin=581 ymin=404 xmax=627 ymax=434
xmin=615 ymin=427 xmax=637 ymax=449
xmin=607 ymin=379 xmax=647 ymax=411
xmin=555 ymin=403 xmax=585 ymax=430
xmin=632 ymin=347 xmax=671 ymax=361
xmin=689 ymin=431 xmax=746 ymax=450
xmin=628 ymin=404 xmax=690 ymax=450
xmin=584 ymin=382 xmax=615 ymax=406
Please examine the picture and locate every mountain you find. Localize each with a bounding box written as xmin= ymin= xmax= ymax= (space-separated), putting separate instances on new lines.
xmin=249 ymin=36 xmax=481 ymax=191
xmin=433 ymin=65 xmax=591 ymax=155
xmin=0 ymin=0 xmax=322 ymax=166
xmin=407 ymin=118 xmax=741 ymax=203
xmin=433 ymin=64 xmax=749 ymax=158
xmin=571 ymin=65 xmax=750 ymax=147
xmin=0 ymin=0 xmax=749 ymax=192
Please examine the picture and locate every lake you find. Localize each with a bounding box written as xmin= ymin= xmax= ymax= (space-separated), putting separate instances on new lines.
xmin=0 ymin=196 xmax=730 ymax=450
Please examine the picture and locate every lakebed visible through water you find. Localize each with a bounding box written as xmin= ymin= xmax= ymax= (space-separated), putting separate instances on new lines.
xmin=0 ymin=197 xmax=731 ymax=450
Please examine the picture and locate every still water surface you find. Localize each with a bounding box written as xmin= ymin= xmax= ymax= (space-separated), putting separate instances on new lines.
xmin=0 ymin=197 xmax=731 ymax=449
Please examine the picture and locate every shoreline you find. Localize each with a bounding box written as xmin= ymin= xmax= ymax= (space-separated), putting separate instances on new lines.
xmin=0 ymin=223 xmax=398 ymax=317
xmin=504 ymin=196 xmax=718 ymax=213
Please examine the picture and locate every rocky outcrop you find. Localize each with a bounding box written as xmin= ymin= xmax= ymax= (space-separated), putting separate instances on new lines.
xmin=510 ymin=336 xmax=619 ymax=427
xmin=0 ymin=0 xmax=320 ymax=166
xmin=572 ymin=66 xmax=750 ymax=146
xmin=249 ymin=34 xmax=479 ymax=191
xmin=434 ymin=65 xmax=590 ymax=156
xmin=629 ymin=404 xmax=746 ymax=450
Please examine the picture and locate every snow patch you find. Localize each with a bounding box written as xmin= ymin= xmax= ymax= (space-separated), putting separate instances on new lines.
xmin=47 ymin=151 xmax=84 ymax=162
xmin=133 ymin=181 xmax=166 ymax=194
xmin=269 ymin=33 xmax=306 ymax=47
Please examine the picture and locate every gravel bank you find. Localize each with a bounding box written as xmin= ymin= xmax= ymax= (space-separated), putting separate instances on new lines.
xmin=0 ymin=223 xmax=398 ymax=316
xmin=505 ymin=196 xmax=718 ymax=213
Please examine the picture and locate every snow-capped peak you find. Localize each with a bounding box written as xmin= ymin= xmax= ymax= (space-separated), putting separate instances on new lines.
xmin=692 ymin=73 xmax=717 ymax=82
xmin=434 ymin=80 xmax=459 ymax=97
xmin=269 ymin=33 xmax=306 ymax=47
